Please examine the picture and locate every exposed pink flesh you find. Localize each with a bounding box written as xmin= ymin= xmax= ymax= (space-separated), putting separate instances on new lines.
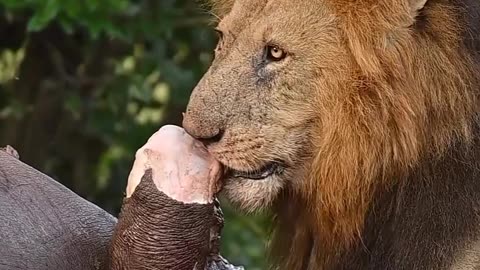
xmin=126 ymin=125 xmax=222 ymax=204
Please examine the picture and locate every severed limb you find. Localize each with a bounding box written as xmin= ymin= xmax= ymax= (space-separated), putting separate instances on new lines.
xmin=108 ymin=125 xmax=244 ymax=270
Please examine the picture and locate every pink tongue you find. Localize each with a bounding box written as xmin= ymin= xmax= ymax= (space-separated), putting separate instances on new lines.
xmin=126 ymin=125 xmax=223 ymax=204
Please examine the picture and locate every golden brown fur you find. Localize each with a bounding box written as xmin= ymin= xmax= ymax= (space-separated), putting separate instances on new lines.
xmin=185 ymin=0 xmax=480 ymax=269
xmin=308 ymin=0 xmax=476 ymax=257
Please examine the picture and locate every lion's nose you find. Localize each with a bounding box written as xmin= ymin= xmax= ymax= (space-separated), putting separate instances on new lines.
xmin=182 ymin=111 xmax=224 ymax=144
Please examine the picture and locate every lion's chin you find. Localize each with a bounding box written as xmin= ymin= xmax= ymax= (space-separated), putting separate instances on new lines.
xmin=220 ymin=174 xmax=284 ymax=213
xmin=211 ymin=154 xmax=288 ymax=212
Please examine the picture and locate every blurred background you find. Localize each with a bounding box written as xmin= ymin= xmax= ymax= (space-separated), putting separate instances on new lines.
xmin=0 ymin=0 xmax=269 ymax=268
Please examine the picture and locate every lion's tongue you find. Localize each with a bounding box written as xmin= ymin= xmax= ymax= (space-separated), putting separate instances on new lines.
xmin=126 ymin=125 xmax=223 ymax=204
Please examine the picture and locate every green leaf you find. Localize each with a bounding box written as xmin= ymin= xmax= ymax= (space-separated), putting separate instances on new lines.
xmin=58 ymin=17 xmax=74 ymax=34
xmin=27 ymin=0 xmax=60 ymax=32
xmin=85 ymin=0 xmax=99 ymax=12
xmin=0 ymin=0 xmax=30 ymax=9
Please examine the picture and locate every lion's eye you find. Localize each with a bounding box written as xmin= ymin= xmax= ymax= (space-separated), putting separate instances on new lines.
xmin=266 ymin=45 xmax=287 ymax=62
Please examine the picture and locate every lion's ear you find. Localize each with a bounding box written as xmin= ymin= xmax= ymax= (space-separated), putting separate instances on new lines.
xmin=208 ymin=0 xmax=234 ymax=18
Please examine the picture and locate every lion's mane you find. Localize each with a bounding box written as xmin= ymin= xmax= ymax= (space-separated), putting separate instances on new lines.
xmin=207 ymin=0 xmax=480 ymax=269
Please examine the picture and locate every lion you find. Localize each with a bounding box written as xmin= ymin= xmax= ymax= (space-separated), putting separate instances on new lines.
xmin=182 ymin=0 xmax=480 ymax=269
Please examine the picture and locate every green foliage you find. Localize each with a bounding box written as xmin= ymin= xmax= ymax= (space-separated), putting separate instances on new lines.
xmin=0 ymin=0 xmax=269 ymax=269
xmin=2 ymin=0 xmax=128 ymax=36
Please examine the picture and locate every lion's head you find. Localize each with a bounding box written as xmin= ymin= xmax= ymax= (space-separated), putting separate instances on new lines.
xmin=183 ymin=0 xmax=477 ymax=267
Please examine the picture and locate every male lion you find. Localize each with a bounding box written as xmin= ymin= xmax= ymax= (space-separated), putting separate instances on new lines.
xmin=183 ymin=0 xmax=480 ymax=269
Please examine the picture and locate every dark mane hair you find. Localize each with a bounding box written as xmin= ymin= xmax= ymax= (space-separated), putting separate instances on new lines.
xmin=209 ymin=0 xmax=480 ymax=269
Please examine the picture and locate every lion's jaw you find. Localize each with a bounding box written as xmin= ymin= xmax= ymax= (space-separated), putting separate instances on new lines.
xmin=182 ymin=0 xmax=340 ymax=212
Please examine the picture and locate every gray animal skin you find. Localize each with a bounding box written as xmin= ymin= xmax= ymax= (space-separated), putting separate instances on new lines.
xmin=0 ymin=149 xmax=115 ymax=270
xmin=0 ymin=149 xmax=242 ymax=270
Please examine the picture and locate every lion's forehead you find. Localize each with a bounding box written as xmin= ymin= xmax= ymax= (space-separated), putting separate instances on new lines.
xmin=219 ymin=0 xmax=267 ymax=33
xmin=219 ymin=0 xmax=334 ymax=45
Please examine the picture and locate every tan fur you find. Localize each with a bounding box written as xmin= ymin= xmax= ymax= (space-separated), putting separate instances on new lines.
xmin=207 ymin=0 xmax=234 ymax=18
xmin=187 ymin=0 xmax=479 ymax=269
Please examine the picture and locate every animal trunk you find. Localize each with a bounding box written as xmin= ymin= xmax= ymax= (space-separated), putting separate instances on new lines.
xmin=107 ymin=168 xmax=243 ymax=270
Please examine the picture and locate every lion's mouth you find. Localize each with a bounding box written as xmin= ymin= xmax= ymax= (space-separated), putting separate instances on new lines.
xmin=225 ymin=162 xmax=285 ymax=180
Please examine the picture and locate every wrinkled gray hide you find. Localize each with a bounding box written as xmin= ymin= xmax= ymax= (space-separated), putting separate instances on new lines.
xmin=0 ymin=151 xmax=116 ymax=270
